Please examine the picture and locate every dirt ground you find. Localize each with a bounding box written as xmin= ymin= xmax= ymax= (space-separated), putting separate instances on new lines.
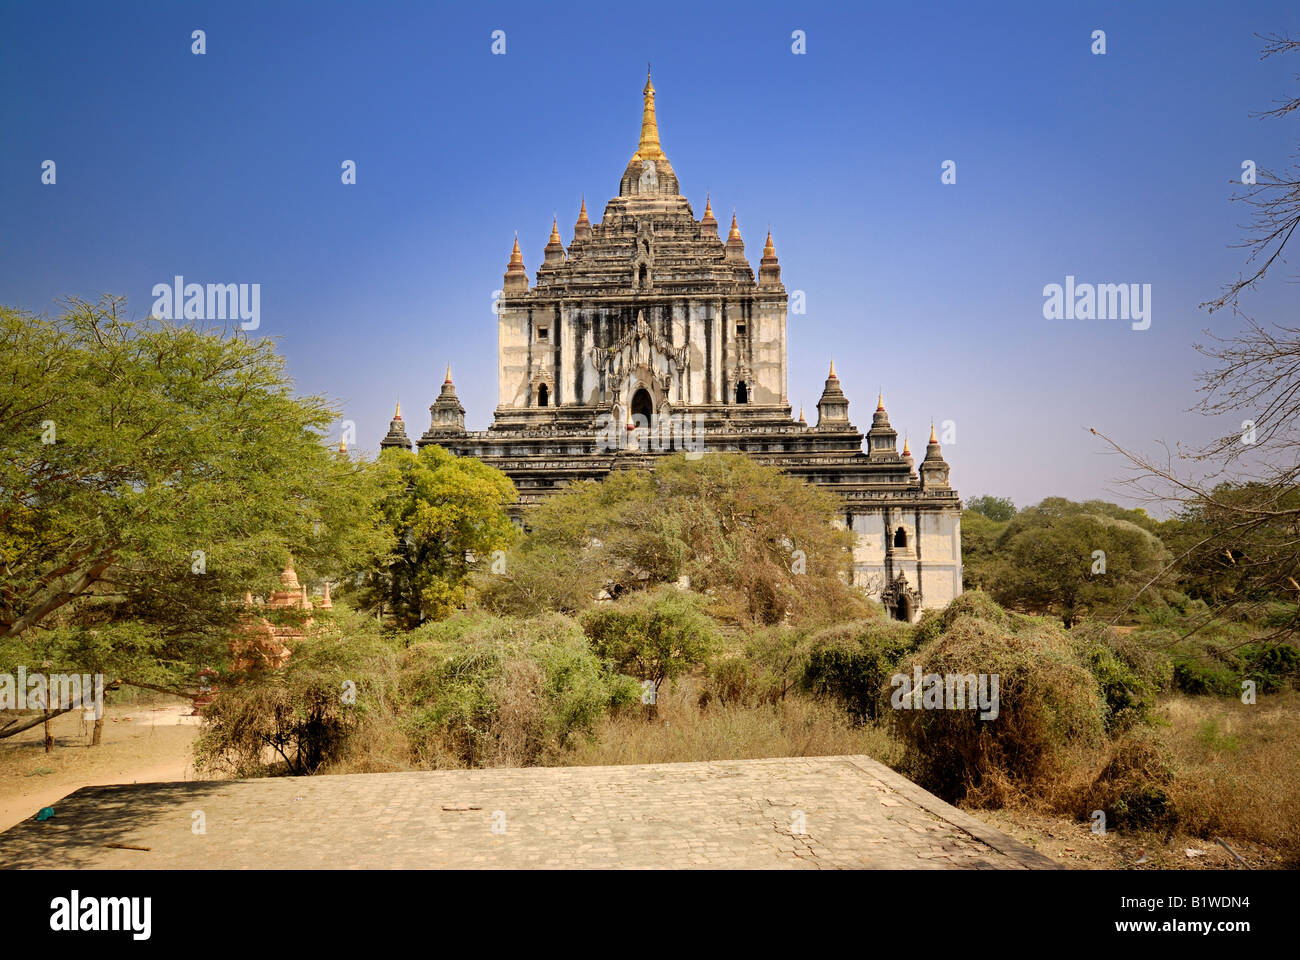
xmin=0 ymin=702 xmax=203 ymax=832
xmin=977 ymin=807 xmax=1283 ymax=870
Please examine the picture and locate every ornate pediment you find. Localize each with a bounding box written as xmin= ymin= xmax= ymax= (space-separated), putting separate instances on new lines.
xmin=588 ymin=310 xmax=688 ymax=399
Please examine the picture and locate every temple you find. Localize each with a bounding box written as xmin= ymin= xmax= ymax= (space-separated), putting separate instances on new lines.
xmin=388 ymin=70 xmax=962 ymax=620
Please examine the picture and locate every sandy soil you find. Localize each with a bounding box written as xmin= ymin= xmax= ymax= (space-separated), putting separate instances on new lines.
xmin=0 ymin=703 xmax=203 ymax=832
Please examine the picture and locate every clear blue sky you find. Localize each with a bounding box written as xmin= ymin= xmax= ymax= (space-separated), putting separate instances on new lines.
xmin=3 ymin=0 xmax=1298 ymax=511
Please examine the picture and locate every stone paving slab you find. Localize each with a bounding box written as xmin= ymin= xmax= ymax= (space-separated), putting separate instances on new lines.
xmin=0 ymin=755 xmax=1059 ymax=869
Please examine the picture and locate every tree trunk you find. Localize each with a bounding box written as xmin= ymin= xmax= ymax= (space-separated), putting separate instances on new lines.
xmin=43 ymin=710 xmax=53 ymax=753
xmin=92 ymin=715 xmax=104 ymax=746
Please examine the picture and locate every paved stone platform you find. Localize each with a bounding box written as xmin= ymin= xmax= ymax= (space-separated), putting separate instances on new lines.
xmin=0 ymin=755 xmax=1059 ymax=869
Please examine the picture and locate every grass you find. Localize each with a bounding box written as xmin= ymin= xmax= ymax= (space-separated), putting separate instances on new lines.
xmin=553 ymin=676 xmax=901 ymax=768
xmin=1161 ymin=690 xmax=1300 ymax=864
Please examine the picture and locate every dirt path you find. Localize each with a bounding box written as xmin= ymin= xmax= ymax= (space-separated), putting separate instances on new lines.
xmin=0 ymin=703 xmax=203 ymax=832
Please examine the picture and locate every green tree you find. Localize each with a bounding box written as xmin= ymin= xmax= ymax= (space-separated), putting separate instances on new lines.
xmin=987 ymin=500 xmax=1168 ymax=627
xmin=581 ymin=588 xmax=719 ymax=711
xmin=0 ymin=296 xmax=388 ymax=734
xmin=479 ymin=453 xmax=870 ymax=627
xmin=960 ymin=509 xmax=1007 ymax=590
xmin=356 ymin=445 xmax=517 ymax=630
xmin=965 ymin=495 xmax=1017 ymax=523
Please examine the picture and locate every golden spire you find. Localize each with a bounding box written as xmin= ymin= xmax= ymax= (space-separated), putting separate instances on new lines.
xmin=828 ymin=359 xmax=836 ymax=378
xmin=903 ymin=435 xmax=911 ymax=457
xmin=509 ymin=232 xmax=523 ymax=265
xmin=703 ymin=194 xmax=714 ymax=219
xmin=577 ymin=196 xmax=589 ymax=224
xmin=763 ymin=229 xmax=775 ymax=257
xmin=929 ymin=422 xmax=938 ymax=444
xmin=799 ymin=406 xmax=806 ymax=423
xmin=877 ymin=390 xmax=885 ymax=411
xmin=549 ymin=217 xmax=561 ymax=243
xmin=728 ymin=212 xmax=741 ymax=240
xmin=636 ymin=66 xmax=666 ymax=163
xmin=445 ymin=364 xmax=453 ymax=384
xmin=338 ymin=436 xmax=348 ymax=454
xmin=394 ymin=399 xmax=402 ymax=420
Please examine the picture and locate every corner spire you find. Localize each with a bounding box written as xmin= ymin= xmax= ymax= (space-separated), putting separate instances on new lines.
xmin=445 ymin=364 xmax=453 ymax=384
xmin=700 ymin=193 xmax=718 ymax=238
xmin=504 ymin=232 xmax=528 ymax=294
xmin=929 ymin=421 xmax=937 ymax=444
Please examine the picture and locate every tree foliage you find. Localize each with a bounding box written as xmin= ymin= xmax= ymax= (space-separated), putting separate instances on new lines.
xmin=984 ymin=499 xmax=1168 ymax=627
xmin=0 ymin=296 xmax=388 ymax=702
xmin=479 ymin=453 xmax=869 ymax=627
xmin=353 ymin=445 xmax=517 ymax=629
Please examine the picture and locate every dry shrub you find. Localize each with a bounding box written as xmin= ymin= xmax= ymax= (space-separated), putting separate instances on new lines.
xmin=559 ymin=675 xmax=903 ymax=768
xmin=892 ymin=615 xmax=1107 ymax=807
xmin=397 ymin=612 xmax=639 ymax=768
xmin=801 ymin=618 xmax=916 ymax=720
xmin=1076 ymin=728 xmax=1178 ymax=830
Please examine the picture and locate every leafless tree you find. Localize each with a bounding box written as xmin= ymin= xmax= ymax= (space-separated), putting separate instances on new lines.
xmin=1097 ymin=32 xmax=1300 ymax=645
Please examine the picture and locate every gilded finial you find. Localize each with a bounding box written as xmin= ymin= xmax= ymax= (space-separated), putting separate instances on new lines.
xmin=635 ymin=65 xmax=665 ymax=163
xmin=339 ymin=436 xmax=348 ymax=454
xmin=929 ymin=422 xmax=938 ymax=444
xmin=763 ymin=229 xmax=775 ymax=257
xmin=877 ymin=390 xmax=884 ymax=411
xmin=394 ymin=399 xmax=402 ymax=419
xmin=445 ymin=364 xmax=453 ymax=384
xmin=828 ymin=358 xmax=836 ymax=378
xmin=549 ymin=216 xmax=561 ymax=243
xmin=799 ymin=406 xmax=806 ymax=424
xmin=577 ymin=195 xmax=589 ymax=223
xmin=903 ymin=435 xmax=911 ymax=457
xmin=509 ymin=232 xmax=523 ymax=264
xmin=728 ymin=212 xmax=741 ymax=240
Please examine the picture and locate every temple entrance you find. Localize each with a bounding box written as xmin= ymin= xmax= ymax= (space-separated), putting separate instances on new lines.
xmin=894 ymin=594 xmax=913 ymax=622
xmin=537 ymin=384 xmax=549 ymax=407
xmin=631 ymin=388 xmax=653 ymax=425
xmin=735 ymin=381 xmax=748 ymax=404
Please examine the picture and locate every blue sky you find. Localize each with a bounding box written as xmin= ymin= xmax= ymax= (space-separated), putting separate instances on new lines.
xmin=3 ymin=0 xmax=1298 ymax=512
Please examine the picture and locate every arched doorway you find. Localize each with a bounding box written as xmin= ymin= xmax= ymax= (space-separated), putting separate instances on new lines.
xmin=894 ymin=594 xmax=913 ymax=622
xmin=537 ymin=383 xmax=549 ymax=407
xmin=631 ymin=387 xmax=653 ymax=425
xmin=894 ymin=527 xmax=907 ymax=549
xmin=735 ymin=381 xmax=748 ymax=404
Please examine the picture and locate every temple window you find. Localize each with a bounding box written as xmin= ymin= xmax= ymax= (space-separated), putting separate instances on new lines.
xmin=894 ymin=527 xmax=907 ymax=548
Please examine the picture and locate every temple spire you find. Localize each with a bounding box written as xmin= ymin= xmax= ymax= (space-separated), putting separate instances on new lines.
xmin=636 ymin=66 xmax=666 ymax=163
